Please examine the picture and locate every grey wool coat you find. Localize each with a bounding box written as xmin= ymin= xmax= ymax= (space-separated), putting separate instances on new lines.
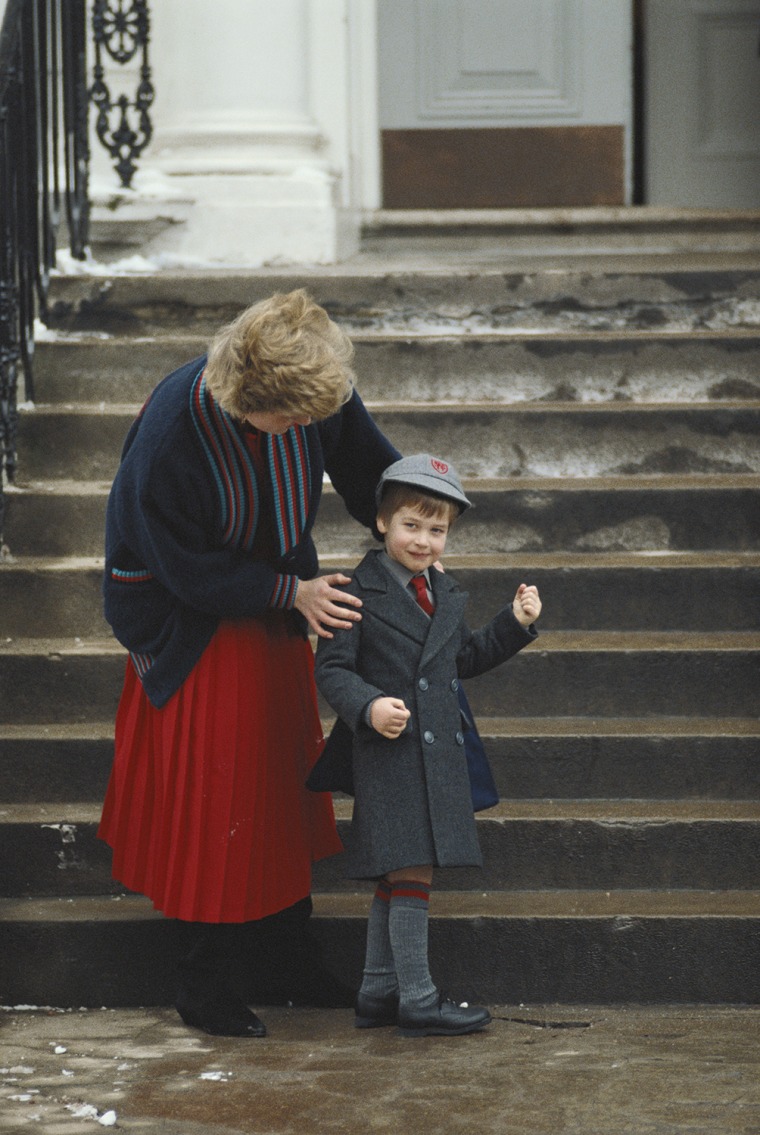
xmin=314 ymin=549 xmax=538 ymax=879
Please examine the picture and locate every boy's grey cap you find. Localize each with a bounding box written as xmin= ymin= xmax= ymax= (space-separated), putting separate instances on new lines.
xmin=376 ymin=453 xmax=472 ymax=511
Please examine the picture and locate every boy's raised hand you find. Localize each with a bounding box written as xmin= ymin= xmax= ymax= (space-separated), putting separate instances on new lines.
xmin=513 ymin=583 xmax=541 ymax=626
xmin=370 ymin=697 xmax=411 ymax=739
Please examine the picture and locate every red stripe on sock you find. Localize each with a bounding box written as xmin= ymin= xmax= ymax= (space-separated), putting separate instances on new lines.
xmin=391 ymin=884 xmax=430 ymax=903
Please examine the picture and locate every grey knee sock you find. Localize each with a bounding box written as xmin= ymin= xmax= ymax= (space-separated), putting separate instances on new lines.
xmin=388 ymin=881 xmax=437 ymax=1010
xmin=359 ymin=881 xmax=398 ymax=999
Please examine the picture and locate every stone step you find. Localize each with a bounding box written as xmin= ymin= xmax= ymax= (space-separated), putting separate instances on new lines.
xmin=314 ymin=477 xmax=760 ymax=557
xmin=0 ymin=724 xmax=115 ymax=803
xmin=3 ymin=553 xmax=758 ymax=638
xmin=88 ymin=194 xmax=191 ymax=263
xmin=361 ymin=207 xmax=760 ymax=257
xmin=43 ymin=268 xmax=760 ymax=336
xmin=1 ymin=719 xmax=757 ymax=805
xmin=1 ymin=890 xmax=758 ymax=1005
xmin=3 ymin=801 xmax=760 ymax=898
xmin=31 ymin=331 xmax=760 ymax=405
xmin=482 ymin=719 xmax=760 ymax=802
xmin=0 ymin=633 xmax=756 ymax=723
xmin=5 ymin=478 xmax=758 ymax=557
xmin=0 ymin=557 xmax=110 ymax=638
xmin=16 ymin=401 xmax=760 ymax=481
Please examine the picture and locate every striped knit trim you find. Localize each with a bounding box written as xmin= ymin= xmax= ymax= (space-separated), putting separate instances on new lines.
xmin=266 ymin=427 xmax=312 ymax=556
xmin=189 ymin=369 xmax=260 ymax=551
xmin=129 ymin=651 xmax=155 ymax=678
xmin=390 ymin=881 xmax=431 ymax=905
xmin=269 ymin=573 xmax=299 ymax=611
xmin=111 ymin=567 xmax=154 ymax=583
xmin=374 ymin=880 xmax=393 ymax=904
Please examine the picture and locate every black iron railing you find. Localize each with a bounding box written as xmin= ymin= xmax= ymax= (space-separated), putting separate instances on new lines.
xmin=91 ymin=0 xmax=153 ymax=189
xmin=0 ymin=0 xmax=90 ymax=545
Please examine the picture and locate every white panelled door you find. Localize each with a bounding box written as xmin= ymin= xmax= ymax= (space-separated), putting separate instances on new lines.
xmin=379 ymin=0 xmax=630 ymax=133
xmin=645 ymin=0 xmax=760 ymax=206
xmin=377 ymin=0 xmax=633 ymax=207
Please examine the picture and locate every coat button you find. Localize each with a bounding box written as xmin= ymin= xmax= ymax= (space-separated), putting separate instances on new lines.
xmin=418 ymin=678 xmax=429 ymax=691
xmin=423 ymin=730 xmax=435 ymax=744
xmin=451 ymin=679 xmax=459 ymax=691
xmin=455 ymin=731 xmax=464 ymax=745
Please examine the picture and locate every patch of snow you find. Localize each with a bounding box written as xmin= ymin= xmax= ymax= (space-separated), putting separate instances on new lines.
xmin=151 ymin=251 xmax=232 ymax=271
xmin=90 ymin=168 xmax=187 ymax=203
xmin=41 ymin=823 xmax=78 ymax=843
xmin=707 ymin=299 xmax=760 ymax=328
xmin=0 ymin=1004 xmax=69 ymax=1012
xmin=32 ymin=319 xmax=112 ymax=342
xmin=55 ymin=245 xmax=239 ymax=277
xmin=68 ymin=1104 xmax=99 ymax=1119
xmin=56 ymin=249 xmax=158 ymax=276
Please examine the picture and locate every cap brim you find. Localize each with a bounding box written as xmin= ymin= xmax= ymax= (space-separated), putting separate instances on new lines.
xmin=377 ymin=472 xmax=471 ymax=509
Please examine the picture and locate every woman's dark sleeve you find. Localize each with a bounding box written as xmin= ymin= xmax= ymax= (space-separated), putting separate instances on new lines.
xmin=112 ymin=441 xmax=297 ymax=618
xmin=320 ymin=388 xmax=400 ymax=530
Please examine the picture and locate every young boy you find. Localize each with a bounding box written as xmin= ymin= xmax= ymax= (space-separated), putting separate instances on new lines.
xmin=314 ymin=454 xmax=541 ymax=1037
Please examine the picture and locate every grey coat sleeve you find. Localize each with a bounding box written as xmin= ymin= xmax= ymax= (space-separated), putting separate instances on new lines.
xmin=456 ymin=605 xmax=538 ymax=680
xmin=314 ymin=594 xmax=387 ymax=733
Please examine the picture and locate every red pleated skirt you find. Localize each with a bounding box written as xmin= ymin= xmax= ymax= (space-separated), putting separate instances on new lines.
xmin=98 ymin=615 xmax=343 ymax=923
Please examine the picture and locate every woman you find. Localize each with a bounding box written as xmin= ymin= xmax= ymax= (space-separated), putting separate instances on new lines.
xmin=98 ymin=289 xmax=399 ymax=1036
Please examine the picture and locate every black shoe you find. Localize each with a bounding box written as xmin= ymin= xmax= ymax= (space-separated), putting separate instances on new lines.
xmin=175 ymin=986 xmax=267 ymax=1038
xmin=397 ymin=993 xmax=491 ymax=1037
xmin=354 ymin=990 xmax=399 ymax=1029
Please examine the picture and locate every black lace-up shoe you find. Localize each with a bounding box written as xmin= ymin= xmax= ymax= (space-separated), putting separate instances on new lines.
xmin=397 ymin=992 xmax=491 ymax=1037
xmin=354 ymin=990 xmax=400 ymax=1029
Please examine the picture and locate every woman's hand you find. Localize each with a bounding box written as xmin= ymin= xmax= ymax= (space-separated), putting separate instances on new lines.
xmin=370 ymin=697 xmax=410 ymax=739
xmin=294 ymin=573 xmax=363 ymax=638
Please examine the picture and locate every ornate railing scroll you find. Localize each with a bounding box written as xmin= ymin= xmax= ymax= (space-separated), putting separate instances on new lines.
xmin=0 ymin=0 xmax=90 ymax=545
xmin=90 ymin=0 xmax=153 ymax=189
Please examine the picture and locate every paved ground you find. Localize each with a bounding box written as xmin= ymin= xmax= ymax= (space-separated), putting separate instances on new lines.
xmin=1 ymin=1004 xmax=759 ymax=1134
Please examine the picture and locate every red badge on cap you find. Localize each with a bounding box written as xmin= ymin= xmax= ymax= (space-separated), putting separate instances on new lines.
xmin=431 ymin=459 xmax=449 ymax=474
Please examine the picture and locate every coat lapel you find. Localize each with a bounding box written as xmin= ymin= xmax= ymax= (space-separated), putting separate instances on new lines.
xmin=420 ymin=568 xmax=468 ymax=668
xmin=354 ymin=551 xmax=429 ymax=646
xmin=356 ymin=552 xmax=468 ymax=661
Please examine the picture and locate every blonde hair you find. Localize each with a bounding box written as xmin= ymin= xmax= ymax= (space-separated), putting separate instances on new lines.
xmin=377 ymin=482 xmax=461 ymax=528
xmin=204 ymin=289 xmax=355 ymax=421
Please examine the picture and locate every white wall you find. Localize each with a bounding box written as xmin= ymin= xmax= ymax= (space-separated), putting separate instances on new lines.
xmin=93 ymin=0 xmax=379 ymax=266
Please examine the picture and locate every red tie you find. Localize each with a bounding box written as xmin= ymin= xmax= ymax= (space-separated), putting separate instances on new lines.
xmin=411 ymin=574 xmax=434 ymax=616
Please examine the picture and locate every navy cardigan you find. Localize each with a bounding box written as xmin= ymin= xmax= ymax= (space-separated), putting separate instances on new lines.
xmin=104 ymin=356 xmax=399 ymax=707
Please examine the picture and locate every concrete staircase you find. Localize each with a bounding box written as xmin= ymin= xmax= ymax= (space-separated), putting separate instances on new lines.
xmin=1 ymin=225 xmax=759 ymax=1007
